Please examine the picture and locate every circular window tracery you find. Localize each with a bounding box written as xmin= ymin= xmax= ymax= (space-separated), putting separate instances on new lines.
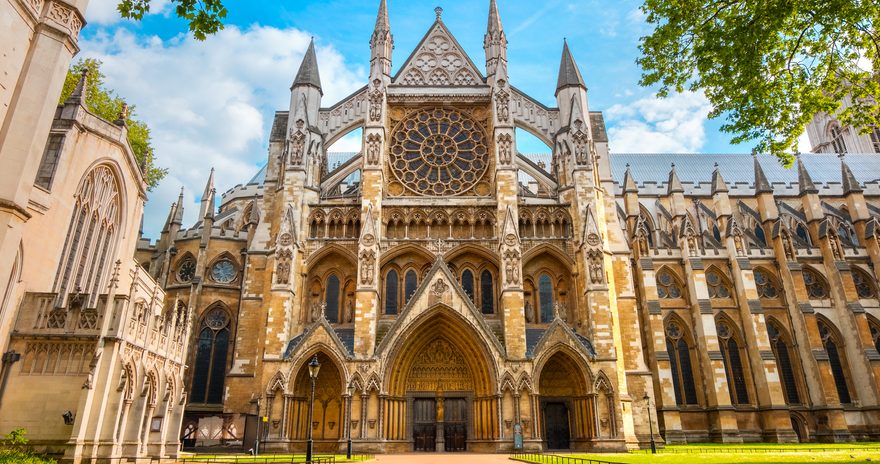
xmin=177 ymin=259 xmax=196 ymax=283
xmin=389 ymin=108 xmax=489 ymax=196
xmin=211 ymin=259 xmax=237 ymax=284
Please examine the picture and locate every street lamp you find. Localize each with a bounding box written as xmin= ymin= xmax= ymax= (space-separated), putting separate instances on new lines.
xmin=306 ymin=355 xmax=321 ymax=464
xmin=643 ymin=392 xmax=656 ymax=454
xmin=346 ymin=384 xmax=353 ymax=459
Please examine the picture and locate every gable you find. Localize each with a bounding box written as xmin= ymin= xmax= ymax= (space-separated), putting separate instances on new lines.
xmin=393 ymin=21 xmax=485 ymax=87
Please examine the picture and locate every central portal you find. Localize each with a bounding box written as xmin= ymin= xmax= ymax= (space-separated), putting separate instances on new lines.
xmin=411 ymin=397 xmax=468 ymax=452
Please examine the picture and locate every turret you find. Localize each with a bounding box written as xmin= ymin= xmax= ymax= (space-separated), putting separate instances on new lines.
xmin=484 ymin=0 xmax=507 ymax=80
xmin=622 ymin=164 xmax=640 ymax=219
xmin=667 ymin=163 xmax=686 ymax=216
xmin=554 ymin=40 xmax=593 ymax=178
xmin=796 ymin=154 xmax=823 ymax=222
xmin=840 ymin=154 xmax=870 ymax=225
xmin=711 ymin=163 xmax=732 ymax=218
xmin=753 ymin=154 xmax=777 ymax=222
xmin=370 ymin=0 xmax=393 ymax=81
xmin=555 ymin=40 xmax=591 ymax=131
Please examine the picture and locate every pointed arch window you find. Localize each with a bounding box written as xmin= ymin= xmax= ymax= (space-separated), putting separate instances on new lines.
xmin=830 ymin=124 xmax=847 ymax=154
xmin=717 ymin=320 xmax=750 ymax=405
xmin=665 ymin=320 xmax=698 ymax=405
xmin=480 ymin=270 xmax=494 ymax=314
xmin=461 ymin=269 xmax=475 ymax=303
xmin=795 ymin=224 xmax=811 ymax=247
xmin=871 ymin=126 xmax=880 ymax=153
xmin=869 ymin=319 xmax=880 ymax=354
xmin=852 ymin=268 xmax=878 ymax=299
xmin=754 ymin=269 xmax=780 ymax=299
xmin=818 ymin=319 xmax=852 ymax=404
xmin=706 ymin=269 xmax=732 ymax=299
xmin=176 ymin=257 xmax=196 ymax=283
xmin=404 ymin=270 xmax=418 ymax=305
xmin=325 ymin=274 xmax=340 ymax=323
xmin=55 ymin=165 xmax=121 ymax=306
xmin=767 ymin=322 xmax=801 ymax=404
xmin=191 ymin=307 xmax=231 ymax=404
xmin=754 ymin=223 xmax=767 ymax=248
xmin=657 ymin=269 xmax=683 ymax=299
xmin=538 ymin=273 xmax=554 ymax=323
xmin=384 ymin=270 xmax=399 ymax=315
xmin=802 ymin=269 xmax=829 ymax=300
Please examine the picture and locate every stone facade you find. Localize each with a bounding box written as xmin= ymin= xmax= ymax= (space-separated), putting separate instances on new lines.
xmin=0 ymin=1 xmax=190 ymax=461
xmin=135 ymin=0 xmax=880 ymax=454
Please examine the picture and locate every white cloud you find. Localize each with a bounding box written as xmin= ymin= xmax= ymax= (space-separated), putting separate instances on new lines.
xmin=78 ymin=25 xmax=365 ymax=237
xmin=605 ymin=91 xmax=712 ymax=153
xmin=85 ymin=0 xmax=171 ymax=25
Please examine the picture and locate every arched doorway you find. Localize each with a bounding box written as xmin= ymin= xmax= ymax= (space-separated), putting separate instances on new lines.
xmin=287 ymin=352 xmax=345 ymax=452
xmin=537 ymin=350 xmax=592 ymax=450
xmin=385 ymin=309 xmax=498 ymax=452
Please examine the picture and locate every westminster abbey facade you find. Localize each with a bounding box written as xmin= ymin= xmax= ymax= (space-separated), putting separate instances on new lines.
xmin=130 ymin=0 xmax=880 ymax=454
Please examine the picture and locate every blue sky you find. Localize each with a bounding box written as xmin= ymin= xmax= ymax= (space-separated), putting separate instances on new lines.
xmin=79 ymin=0 xmax=783 ymax=237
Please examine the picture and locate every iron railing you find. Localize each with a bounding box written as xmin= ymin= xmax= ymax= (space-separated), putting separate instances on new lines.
xmin=631 ymin=446 xmax=880 ymax=454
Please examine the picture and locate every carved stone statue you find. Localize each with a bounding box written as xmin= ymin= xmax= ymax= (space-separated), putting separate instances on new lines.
xmin=359 ymin=250 xmax=375 ymax=286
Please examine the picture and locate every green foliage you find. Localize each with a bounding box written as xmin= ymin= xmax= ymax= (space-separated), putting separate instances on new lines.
xmin=117 ymin=0 xmax=227 ymax=40
xmin=58 ymin=59 xmax=167 ymax=190
xmin=638 ymin=0 xmax=880 ymax=165
xmin=0 ymin=429 xmax=56 ymax=464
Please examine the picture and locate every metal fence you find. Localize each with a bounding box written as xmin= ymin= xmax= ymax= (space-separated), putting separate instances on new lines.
xmin=509 ymin=453 xmax=623 ymax=464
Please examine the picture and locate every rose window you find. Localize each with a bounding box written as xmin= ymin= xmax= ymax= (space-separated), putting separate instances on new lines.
xmin=389 ymin=108 xmax=489 ymax=196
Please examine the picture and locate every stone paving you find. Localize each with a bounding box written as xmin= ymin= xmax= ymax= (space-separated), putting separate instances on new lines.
xmin=373 ymin=453 xmax=512 ymax=464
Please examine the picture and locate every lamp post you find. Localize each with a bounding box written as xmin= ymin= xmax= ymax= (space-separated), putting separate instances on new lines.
xmin=306 ymin=355 xmax=321 ymax=464
xmin=643 ymin=392 xmax=656 ymax=454
xmin=346 ymin=384 xmax=353 ymax=459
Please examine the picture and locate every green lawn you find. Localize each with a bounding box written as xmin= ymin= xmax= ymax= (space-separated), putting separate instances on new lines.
xmin=514 ymin=443 xmax=880 ymax=464
xmin=178 ymin=454 xmax=372 ymax=463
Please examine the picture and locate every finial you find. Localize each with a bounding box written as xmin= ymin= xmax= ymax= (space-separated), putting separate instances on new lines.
xmin=714 ymin=162 xmax=719 ymax=168
xmin=625 ymin=163 xmax=630 ymax=168
xmin=751 ymin=148 xmax=757 ymax=157
xmin=671 ymin=162 xmax=676 ymax=169
xmin=838 ymin=152 xmax=846 ymax=160
xmin=435 ymin=6 xmax=443 ymax=19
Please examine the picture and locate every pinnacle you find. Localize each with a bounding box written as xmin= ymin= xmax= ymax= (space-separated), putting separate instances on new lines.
xmin=556 ymin=39 xmax=586 ymax=95
xmin=292 ymin=38 xmax=323 ymax=94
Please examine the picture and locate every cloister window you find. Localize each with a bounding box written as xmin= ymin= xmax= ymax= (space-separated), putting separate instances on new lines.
xmin=462 ymin=270 xmax=475 ymax=303
xmin=767 ymin=322 xmax=801 ymax=404
xmin=538 ymin=273 xmax=554 ymax=323
xmin=802 ymin=269 xmax=829 ymax=300
xmin=325 ymin=274 xmax=340 ymax=323
xmin=55 ymin=165 xmax=121 ymax=306
xmin=818 ymin=319 xmax=852 ymax=404
xmin=176 ymin=257 xmax=196 ymax=283
xmin=754 ymin=269 xmax=780 ymax=299
xmin=852 ymin=268 xmax=878 ymax=299
xmin=665 ymin=320 xmax=699 ymax=405
xmin=404 ymin=270 xmax=418 ymax=305
xmin=830 ymin=124 xmax=847 ymax=154
xmin=657 ymin=270 xmax=683 ymax=299
xmin=706 ymin=270 xmax=732 ymax=299
xmin=384 ymin=270 xmax=399 ymax=315
xmin=717 ymin=320 xmax=750 ymax=405
xmin=191 ymin=307 xmax=231 ymax=404
xmin=480 ymin=270 xmax=494 ymax=314
xmin=795 ymin=224 xmax=811 ymax=247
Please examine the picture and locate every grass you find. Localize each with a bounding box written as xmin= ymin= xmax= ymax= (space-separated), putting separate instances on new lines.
xmin=513 ymin=443 xmax=880 ymax=464
xmin=178 ymin=454 xmax=372 ymax=463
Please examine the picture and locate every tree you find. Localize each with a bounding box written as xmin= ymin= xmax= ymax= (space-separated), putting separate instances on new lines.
xmin=117 ymin=0 xmax=227 ymax=40
xmin=58 ymin=59 xmax=167 ymax=190
xmin=638 ymin=0 xmax=879 ymax=164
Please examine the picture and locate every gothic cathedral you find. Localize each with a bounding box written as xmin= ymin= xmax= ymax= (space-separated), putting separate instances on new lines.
xmin=135 ymin=0 xmax=880 ymax=453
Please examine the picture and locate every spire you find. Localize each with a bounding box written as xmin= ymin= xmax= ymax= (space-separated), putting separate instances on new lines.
xmin=65 ymin=68 xmax=88 ymax=106
xmin=198 ymin=168 xmax=215 ymax=220
xmin=292 ymin=39 xmax=323 ymax=94
xmin=711 ymin=163 xmax=729 ymax=194
xmin=162 ymin=202 xmax=176 ymax=233
xmin=753 ymin=153 xmax=773 ymax=194
xmin=623 ymin=164 xmax=638 ymax=193
xmin=840 ymin=154 xmax=863 ymax=194
xmin=556 ymin=39 xmax=586 ymax=95
xmin=796 ymin=154 xmax=818 ymax=195
xmin=667 ymin=163 xmax=684 ymax=194
xmin=370 ymin=0 xmax=393 ymax=78
xmin=488 ymin=0 xmax=502 ymax=33
xmin=172 ymin=187 xmax=185 ymax=225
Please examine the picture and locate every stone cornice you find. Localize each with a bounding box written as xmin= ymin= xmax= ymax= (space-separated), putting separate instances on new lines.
xmin=17 ymin=0 xmax=85 ymax=45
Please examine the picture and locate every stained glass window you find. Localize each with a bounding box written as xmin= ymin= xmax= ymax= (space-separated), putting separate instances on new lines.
xmin=539 ymin=273 xmax=554 ymax=323
xmin=657 ymin=270 xmax=683 ymax=299
xmin=325 ymin=274 xmax=340 ymax=323
xmin=191 ymin=307 xmax=230 ymax=404
xmin=803 ymin=269 xmax=829 ymax=300
xmin=666 ymin=321 xmax=698 ymax=405
xmin=404 ymin=270 xmax=418 ymax=305
xmin=480 ymin=270 xmax=494 ymax=314
xmin=385 ymin=270 xmax=399 ymax=315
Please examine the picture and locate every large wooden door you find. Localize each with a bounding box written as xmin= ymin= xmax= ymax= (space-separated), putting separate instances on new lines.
xmin=444 ymin=398 xmax=467 ymax=452
xmin=413 ymin=399 xmax=436 ymax=452
xmin=544 ymin=402 xmax=570 ymax=450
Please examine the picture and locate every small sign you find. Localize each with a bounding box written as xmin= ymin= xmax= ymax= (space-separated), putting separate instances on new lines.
xmin=262 ymin=416 xmax=269 ymax=422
